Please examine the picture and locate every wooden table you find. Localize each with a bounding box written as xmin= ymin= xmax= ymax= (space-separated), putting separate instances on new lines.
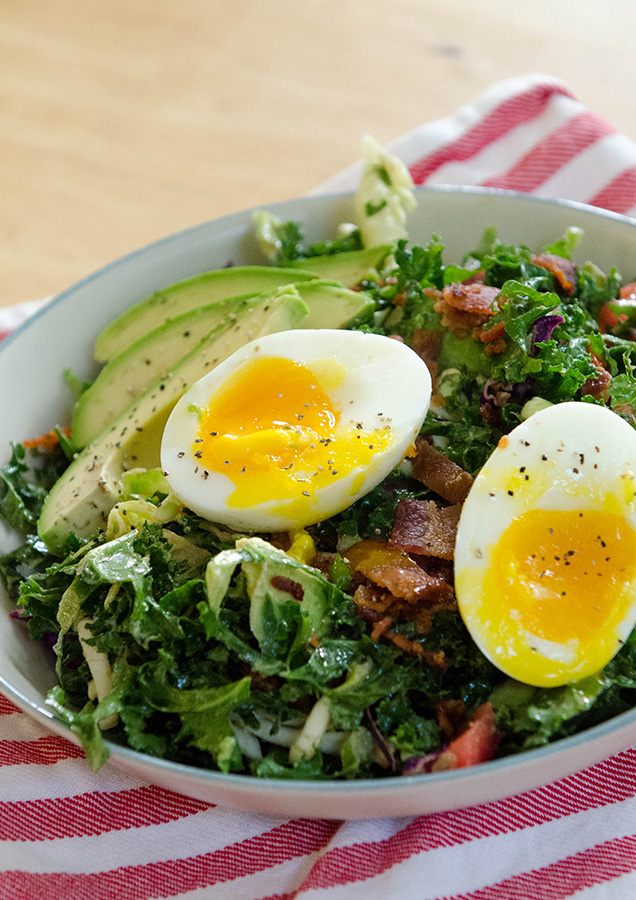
xmin=2 ymin=0 xmax=635 ymax=307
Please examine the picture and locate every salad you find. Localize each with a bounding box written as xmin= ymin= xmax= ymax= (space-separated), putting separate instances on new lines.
xmin=3 ymin=138 xmax=636 ymax=782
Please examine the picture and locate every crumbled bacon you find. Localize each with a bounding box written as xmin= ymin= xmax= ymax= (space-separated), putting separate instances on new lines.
xmin=410 ymin=437 xmax=474 ymax=504
xmin=241 ymin=664 xmax=280 ymax=694
xmin=352 ymin=583 xmax=394 ymax=617
xmin=580 ymin=352 xmax=611 ymax=400
xmin=389 ymin=498 xmax=461 ymax=561
xmin=433 ymin=283 xmax=500 ymax=337
xmin=383 ymin=629 xmax=446 ymax=667
xmin=443 ymin=282 xmax=500 ymax=314
xmin=462 ymin=269 xmax=486 ymax=285
xmin=363 ymin=564 xmax=453 ymax=603
xmin=531 ymin=253 xmax=577 ymax=296
xmin=268 ymin=532 xmax=292 ymax=552
xmin=370 ymin=615 xmax=392 ymax=642
xmin=270 ymin=576 xmax=304 ymax=602
xmin=411 ymin=329 xmax=443 ymax=388
xmin=435 ymin=699 xmax=467 ymax=743
xmin=346 ymin=539 xmax=453 ymax=604
xmin=478 ymin=320 xmax=506 ymax=344
xmin=309 ymin=551 xmax=336 ymax=576
xmin=484 ymin=337 xmax=507 ymax=356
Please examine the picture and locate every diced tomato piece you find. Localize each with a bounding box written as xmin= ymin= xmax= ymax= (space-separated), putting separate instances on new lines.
xmin=598 ymin=302 xmax=629 ymax=334
xmin=441 ymin=702 xmax=500 ymax=769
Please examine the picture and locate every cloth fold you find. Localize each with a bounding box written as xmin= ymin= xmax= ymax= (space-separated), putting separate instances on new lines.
xmin=3 ymin=74 xmax=636 ymax=900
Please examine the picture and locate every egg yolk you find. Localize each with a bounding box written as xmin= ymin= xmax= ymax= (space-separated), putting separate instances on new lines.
xmin=193 ymin=355 xmax=393 ymax=513
xmin=479 ymin=507 xmax=636 ymax=683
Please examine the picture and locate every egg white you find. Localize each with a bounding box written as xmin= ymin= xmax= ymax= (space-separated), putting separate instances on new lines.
xmin=455 ymin=401 xmax=636 ymax=687
xmin=160 ymin=329 xmax=431 ymax=532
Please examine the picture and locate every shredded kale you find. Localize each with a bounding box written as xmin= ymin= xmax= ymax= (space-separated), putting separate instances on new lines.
xmin=3 ymin=223 xmax=636 ymax=782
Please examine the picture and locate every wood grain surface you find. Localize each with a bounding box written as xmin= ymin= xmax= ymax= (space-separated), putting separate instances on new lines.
xmin=1 ymin=0 xmax=634 ymax=306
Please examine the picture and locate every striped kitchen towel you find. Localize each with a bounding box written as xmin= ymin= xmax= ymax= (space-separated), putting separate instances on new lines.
xmin=3 ymin=73 xmax=636 ymax=900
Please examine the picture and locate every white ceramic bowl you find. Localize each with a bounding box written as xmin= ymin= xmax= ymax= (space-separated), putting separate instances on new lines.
xmin=3 ymin=187 xmax=636 ymax=820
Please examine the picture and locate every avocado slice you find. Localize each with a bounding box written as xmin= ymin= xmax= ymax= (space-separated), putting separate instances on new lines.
xmin=295 ymin=281 xmax=374 ymax=330
xmin=94 ymin=265 xmax=318 ymax=363
xmin=72 ymin=281 xmax=375 ymax=449
xmin=282 ymin=245 xmax=391 ymax=285
xmin=38 ymin=290 xmax=309 ymax=553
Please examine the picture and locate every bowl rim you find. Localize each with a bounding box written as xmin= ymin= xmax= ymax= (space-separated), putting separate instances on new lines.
xmin=3 ymin=183 xmax=636 ymax=809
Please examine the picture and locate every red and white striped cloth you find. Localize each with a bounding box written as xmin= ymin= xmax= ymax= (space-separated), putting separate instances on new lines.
xmin=4 ymin=73 xmax=636 ymax=900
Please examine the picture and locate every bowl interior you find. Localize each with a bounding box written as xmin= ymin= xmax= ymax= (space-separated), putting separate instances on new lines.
xmin=3 ymin=187 xmax=636 ymax=818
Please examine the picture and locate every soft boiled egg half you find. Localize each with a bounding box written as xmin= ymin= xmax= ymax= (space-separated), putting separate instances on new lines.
xmin=455 ymin=401 xmax=636 ymax=687
xmin=161 ymin=329 xmax=431 ymax=532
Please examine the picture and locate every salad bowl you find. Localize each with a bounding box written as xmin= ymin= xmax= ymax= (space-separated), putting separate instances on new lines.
xmin=3 ymin=186 xmax=636 ymax=819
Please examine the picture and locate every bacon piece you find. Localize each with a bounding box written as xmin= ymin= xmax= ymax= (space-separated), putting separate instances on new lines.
xmin=346 ymin=539 xmax=453 ymax=604
xmin=364 ymin=565 xmax=453 ymax=603
xmin=443 ymin=282 xmax=500 ymax=314
xmin=580 ymin=352 xmax=611 ymax=400
xmin=309 ymin=551 xmax=336 ymax=577
xmin=433 ymin=283 xmax=500 ymax=336
xmin=384 ymin=630 xmax=446 ymax=667
xmin=389 ymin=499 xmax=461 ymax=560
xmin=411 ymin=329 xmax=442 ymax=387
xmin=352 ymin=583 xmax=394 ymax=618
xmin=435 ymin=699 xmax=467 ymax=743
xmin=462 ymin=269 xmax=486 ymax=285
xmin=270 ymin=576 xmax=304 ymax=602
xmin=478 ymin=320 xmax=506 ymax=344
xmin=531 ymin=253 xmax=577 ymax=296
xmin=410 ymin=438 xmax=473 ymax=504
xmin=370 ymin=616 xmax=392 ymax=642
xmin=484 ymin=337 xmax=507 ymax=356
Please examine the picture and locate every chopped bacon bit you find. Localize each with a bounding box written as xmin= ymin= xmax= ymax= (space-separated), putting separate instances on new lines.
xmin=309 ymin=633 xmax=321 ymax=648
xmin=270 ymin=576 xmax=304 ymax=602
xmin=268 ymin=532 xmax=292 ymax=552
xmin=370 ymin=616 xmax=392 ymax=642
xmin=478 ymin=320 xmax=506 ymax=343
xmin=435 ymin=699 xmax=467 ymax=743
xmin=410 ymin=437 xmax=474 ymax=504
xmin=309 ymin=551 xmax=335 ymax=576
xmin=484 ymin=337 xmax=507 ymax=356
xmin=363 ymin=564 xmax=453 ymax=603
xmin=443 ymin=283 xmax=500 ymax=314
xmin=241 ymin=664 xmax=280 ymax=694
xmin=392 ymin=291 xmax=407 ymax=307
xmin=384 ymin=630 xmax=446 ymax=667
xmin=346 ymin=539 xmax=453 ymax=604
xmin=22 ymin=426 xmax=71 ymax=451
xmin=462 ymin=269 xmax=486 ymax=285
xmin=581 ymin=352 xmax=611 ymax=400
xmin=531 ymin=253 xmax=577 ymax=296
xmin=479 ymin=401 xmax=502 ymax=427
xmin=352 ymin=583 xmax=394 ymax=616
xmin=389 ymin=499 xmax=461 ymax=560
xmin=433 ymin=283 xmax=500 ymax=336
xmin=411 ymin=329 xmax=443 ymax=387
